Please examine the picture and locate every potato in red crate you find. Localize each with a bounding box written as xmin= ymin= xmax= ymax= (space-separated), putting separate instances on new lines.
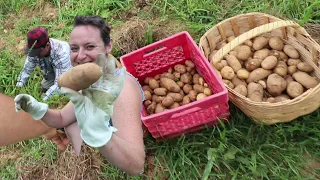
xmin=120 ymin=31 xmax=229 ymax=140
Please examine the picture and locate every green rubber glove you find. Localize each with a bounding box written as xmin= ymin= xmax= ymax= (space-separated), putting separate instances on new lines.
xmin=14 ymin=94 xmax=48 ymax=120
xmin=61 ymin=54 xmax=126 ymax=147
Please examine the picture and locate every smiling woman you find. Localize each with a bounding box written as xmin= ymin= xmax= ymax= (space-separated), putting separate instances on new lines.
xmin=10 ymin=15 xmax=146 ymax=176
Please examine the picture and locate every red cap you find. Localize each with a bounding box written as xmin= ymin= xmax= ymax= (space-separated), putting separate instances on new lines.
xmin=25 ymin=27 xmax=49 ymax=57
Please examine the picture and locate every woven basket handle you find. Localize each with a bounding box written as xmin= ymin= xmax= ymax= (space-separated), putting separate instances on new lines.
xmin=211 ymin=20 xmax=304 ymax=65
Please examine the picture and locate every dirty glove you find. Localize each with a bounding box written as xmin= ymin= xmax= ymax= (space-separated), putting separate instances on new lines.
xmin=14 ymin=94 xmax=48 ymax=120
xmin=61 ymin=54 xmax=126 ymax=148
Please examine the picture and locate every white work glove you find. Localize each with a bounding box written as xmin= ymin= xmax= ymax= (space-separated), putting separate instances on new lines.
xmin=14 ymin=94 xmax=48 ymax=120
xmin=60 ymin=53 xmax=126 ymax=148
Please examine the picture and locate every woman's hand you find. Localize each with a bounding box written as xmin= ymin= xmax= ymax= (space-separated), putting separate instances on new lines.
xmin=60 ymin=54 xmax=126 ymax=148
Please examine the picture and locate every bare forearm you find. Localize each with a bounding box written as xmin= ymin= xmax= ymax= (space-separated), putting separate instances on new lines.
xmin=41 ymin=109 xmax=65 ymax=128
xmin=98 ymin=134 xmax=145 ymax=176
xmin=0 ymin=93 xmax=52 ymax=146
xmin=41 ymin=102 xmax=76 ymax=129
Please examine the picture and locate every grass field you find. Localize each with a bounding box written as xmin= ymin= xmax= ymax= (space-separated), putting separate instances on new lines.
xmin=1 ymin=0 xmax=320 ymax=179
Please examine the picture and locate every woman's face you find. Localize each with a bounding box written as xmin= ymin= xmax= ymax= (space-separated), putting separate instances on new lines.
xmin=69 ymin=25 xmax=112 ymax=66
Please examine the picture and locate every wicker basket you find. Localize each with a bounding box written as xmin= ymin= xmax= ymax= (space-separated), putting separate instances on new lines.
xmin=199 ymin=12 xmax=320 ymax=125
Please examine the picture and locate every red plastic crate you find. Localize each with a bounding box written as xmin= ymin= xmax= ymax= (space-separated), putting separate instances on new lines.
xmin=120 ymin=31 xmax=229 ymax=140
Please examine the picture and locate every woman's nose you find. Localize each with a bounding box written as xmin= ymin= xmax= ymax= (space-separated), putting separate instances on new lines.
xmin=76 ymin=48 xmax=87 ymax=61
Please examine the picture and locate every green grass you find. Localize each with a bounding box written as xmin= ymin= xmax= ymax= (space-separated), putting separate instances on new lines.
xmin=1 ymin=0 xmax=320 ymax=179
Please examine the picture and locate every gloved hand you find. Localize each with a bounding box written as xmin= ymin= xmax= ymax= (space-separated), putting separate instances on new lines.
xmin=14 ymin=94 xmax=48 ymax=120
xmin=61 ymin=53 xmax=126 ymax=148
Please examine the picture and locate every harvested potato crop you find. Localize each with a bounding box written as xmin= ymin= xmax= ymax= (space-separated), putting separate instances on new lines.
xmin=261 ymin=56 xmax=278 ymax=70
xmin=182 ymin=96 xmax=191 ymax=105
xmin=253 ymin=36 xmax=268 ymax=50
xmin=185 ymin=60 xmax=195 ymax=68
xmin=214 ymin=62 xmax=224 ymax=71
xmin=188 ymin=90 xmax=197 ymax=101
xmin=152 ymin=95 xmax=165 ymax=103
xmin=236 ymin=45 xmax=252 ymax=60
xmin=183 ymin=84 xmax=193 ymax=94
xmin=226 ymin=55 xmax=242 ymax=72
xmin=142 ymin=85 xmax=153 ymax=93
xmin=287 ymin=81 xmax=304 ymax=98
xmin=283 ymin=45 xmax=300 ymax=59
xmin=269 ymin=37 xmax=284 ymax=50
xmin=287 ymin=58 xmax=301 ymax=66
xmin=221 ymin=66 xmax=235 ymax=80
xmin=266 ymin=97 xmax=276 ymax=103
xmin=160 ymin=78 xmax=181 ymax=92
xmin=223 ymin=79 xmax=234 ymax=89
xmin=227 ymin=35 xmax=236 ymax=42
xmin=162 ymin=96 xmax=175 ymax=107
xmin=144 ymin=100 xmax=152 ymax=106
xmin=204 ymin=88 xmax=213 ymax=96
xmin=149 ymin=79 xmax=160 ymax=89
xmin=244 ymin=39 xmax=253 ymax=47
xmin=57 ymin=63 xmax=102 ymax=91
xmin=173 ymin=72 xmax=181 ymax=79
xmin=220 ymin=60 xmax=228 ymax=67
xmin=245 ymin=58 xmax=262 ymax=71
xmin=232 ymin=76 xmax=247 ymax=87
xmin=176 ymin=81 xmax=185 ymax=88
xmin=180 ymin=73 xmax=193 ymax=84
xmin=142 ymin=61 xmax=214 ymax=115
xmin=160 ymin=73 xmax=175 ymax=80
xmin=258 ymin=80 xmax=267 ymax=89
xmin=246 ymin=68 xmax=272 ymax=83
xmin=274 ymin=61 xmax=288 ymax=77
xmin=267 ymin=73 xmax=287 ymax=96
xmin=247 ymin=82 xmax=264 ymax=102
xmin=274 ymin=94 xmax=290 ymax=102
xmin=278 ymin=51 xmax=289 ymax=61
xmin=144 ymin=90 xmax=152 ymax=100
xmin=167 ymin=93 xmax=183 ymax=102
xmin=288 ymin=66 xmax=297 ymax=75
xmin=292 ymin=71 xmax=319 ymax=89
xmin=153 ymin=88 xmax=167 ymax=96
xmin=237 ymin=69 xmax=250 ymax=79
xmin=199 ymin=77 xmax=204 ymax=86
xmin=193 ymin=84 xmax=204 ymax=93
xmin=297 ymin=62 xmax=314 ymax=73
xmin=196 ymin=93 xmax=207 ymax=101
xmin=234 ymin=84 xmax=248 ymax=97
xmin=169 ymin=102 xmax=180 ymax=109
xmin=193 ymin=74 xmax=201 ymax=84
xmin=147 ymin=102 xmax=157 ymax=114
xmin=253 ymin=48 xmax=270 ymax=60
xmin=144 ymin=77 xmax=153 ymax=84
xmin=229 ymin=51 xmax=237 ymax=56
xmin=186 ymin=66 xmax=193 ymax=72
xmin=174 ymin=64 xmax=187 ymax=74
xmin=155 ymin=103 xmax=166 ymax=113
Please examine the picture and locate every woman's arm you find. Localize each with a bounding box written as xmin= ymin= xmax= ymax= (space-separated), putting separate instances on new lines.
xmin=41 ymin=102 xmax=77 ymax=128
xmin=99 ymin=75 xmax=145 ymax=176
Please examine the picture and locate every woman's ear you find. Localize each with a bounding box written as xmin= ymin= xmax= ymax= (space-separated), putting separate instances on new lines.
xmin=106 ymin=39 xmax=113 ymax=54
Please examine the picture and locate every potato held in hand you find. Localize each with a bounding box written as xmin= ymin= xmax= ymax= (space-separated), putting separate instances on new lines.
xmin=58 ymin=63 xmax=102 ymax=91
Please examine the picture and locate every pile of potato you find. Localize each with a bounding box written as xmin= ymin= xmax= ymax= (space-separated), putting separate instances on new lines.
xmin=142 ymin=60 xmax=213 ymax=115
xmin=213 ymin=35 xmax=319 ymax=103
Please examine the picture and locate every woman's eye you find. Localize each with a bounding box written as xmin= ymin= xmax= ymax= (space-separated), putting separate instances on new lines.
xmin=87 ymin=45 xmax=95 ymax=50
xmin=71 ymin=47 xmax=78 ymax=52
